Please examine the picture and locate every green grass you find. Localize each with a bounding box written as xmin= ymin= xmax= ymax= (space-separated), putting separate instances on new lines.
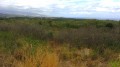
xmin=109 ymin=60 xmax=120 ymax=67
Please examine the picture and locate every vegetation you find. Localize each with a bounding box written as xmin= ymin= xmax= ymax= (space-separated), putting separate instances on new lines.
xmin=0 ymin=17 xmax=120 ymax=67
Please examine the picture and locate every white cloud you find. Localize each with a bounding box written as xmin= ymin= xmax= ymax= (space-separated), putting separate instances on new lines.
xmin=70 ymin=12 xmax=92 ymax=15
xmin=0 ymin=0 xmax=58 ymax=8
xmin=99 ymin=0 xmax=120 ymax=8
xmin=0 ymin=0 xmax=120 ymax=16
xmin=95 ymin=0 xmax=120 ymax=12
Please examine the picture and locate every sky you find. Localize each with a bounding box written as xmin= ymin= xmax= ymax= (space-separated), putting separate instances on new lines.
xmin=0 ymin=0 xmax=120 ymax=20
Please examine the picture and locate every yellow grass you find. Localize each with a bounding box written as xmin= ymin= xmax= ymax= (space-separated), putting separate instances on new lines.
xmin=41 ymin=53 xmax=59 ymax=67
xmin=11 ymin=44 xmax=60 ymax=67
xmin=1 ymin=42 xmax=115 ymax=67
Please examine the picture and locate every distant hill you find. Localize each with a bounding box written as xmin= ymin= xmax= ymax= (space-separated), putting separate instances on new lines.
xmin=0 ymin=13 xmax=25 ymax=18
xmin=0 ymin=12 xmax=47 ymax=18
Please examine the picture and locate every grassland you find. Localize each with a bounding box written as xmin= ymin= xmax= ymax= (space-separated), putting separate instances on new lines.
xmin=0 ymin=17 xmax=120 ymax=67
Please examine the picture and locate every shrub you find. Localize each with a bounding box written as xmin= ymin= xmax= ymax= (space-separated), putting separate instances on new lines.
xmin=105 ymin=23 xmax=114 ymax=28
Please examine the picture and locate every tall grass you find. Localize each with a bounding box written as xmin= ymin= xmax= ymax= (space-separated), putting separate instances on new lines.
xmin=0 ymin=17 xmax=120 ymax=67
xmin=1 ymin=43 xmax=60 ymax=67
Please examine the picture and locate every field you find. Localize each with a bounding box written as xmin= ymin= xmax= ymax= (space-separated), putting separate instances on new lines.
xmin=0 ymin=17 xmax=120 ymax=67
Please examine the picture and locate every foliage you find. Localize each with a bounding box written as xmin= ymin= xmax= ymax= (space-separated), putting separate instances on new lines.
xmin=0 ymin=17 xmax=120 ymax=67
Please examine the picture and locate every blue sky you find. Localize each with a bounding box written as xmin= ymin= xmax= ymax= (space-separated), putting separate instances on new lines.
xmin=0 ymin=0 xmax=120 ymax=20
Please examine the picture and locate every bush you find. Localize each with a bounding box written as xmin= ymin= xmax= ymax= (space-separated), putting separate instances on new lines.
xmin=105 ymin=23 xmax=114 ymax=28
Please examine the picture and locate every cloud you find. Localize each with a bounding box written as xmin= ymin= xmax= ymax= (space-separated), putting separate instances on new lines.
xmin=0 ymin=0 xmax=120 ymax=18
xmin=70 ymin=12 xmax=93 ymax=15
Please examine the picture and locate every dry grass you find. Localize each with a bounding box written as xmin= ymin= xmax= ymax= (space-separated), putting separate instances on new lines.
xmin=11 ymin=44 xmax=60 ymax=67
xmin=0 ymin=42 xmax=119 ymax=67
xmin=41 ymin=53 xmax=59 ymax=67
